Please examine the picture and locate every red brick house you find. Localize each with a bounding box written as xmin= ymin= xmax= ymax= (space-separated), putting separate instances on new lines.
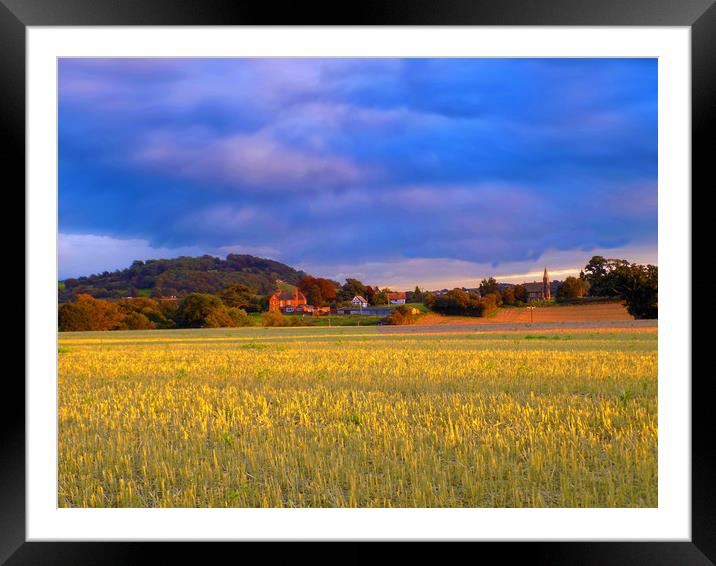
xmin=269 ymin=288 xmax=307 ymax=313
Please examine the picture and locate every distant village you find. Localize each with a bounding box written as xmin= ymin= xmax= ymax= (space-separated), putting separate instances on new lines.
xmin=58 ymin=255 xmax=658 ymax=332
xmin=268 ymin=268 xmax=555 ymax=317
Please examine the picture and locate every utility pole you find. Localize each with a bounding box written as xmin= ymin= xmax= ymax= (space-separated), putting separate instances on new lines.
xmin=527 ymin=305 xmax=535 ymax=323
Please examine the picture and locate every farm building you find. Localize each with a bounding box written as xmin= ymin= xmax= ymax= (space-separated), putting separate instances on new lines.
xmin=387 ymin=292 xmax=406 ymax=304
xmin=523 ymin=267 xmax=551 ymax=302
xmin=296 ymin=304 xmax=331 ymax=316
xmin=269 ymin=289 xmax=307 ymax=313
xmin=351 ymin=295 xmax=369 ymax=308
xmin=337 ymin=307 xmax=391 ymax=316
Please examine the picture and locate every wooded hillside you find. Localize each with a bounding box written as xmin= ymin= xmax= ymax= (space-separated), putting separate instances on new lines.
xmin=59 ymin=254 xmax=306 ymax=303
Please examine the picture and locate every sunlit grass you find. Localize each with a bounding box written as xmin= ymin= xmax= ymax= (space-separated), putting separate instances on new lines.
xmin=58 ymin=328 xmax=657 ymax=508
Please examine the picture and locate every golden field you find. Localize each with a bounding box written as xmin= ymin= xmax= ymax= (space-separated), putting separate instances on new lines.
xmin=58 ymin=327 xmax=657 ymax=508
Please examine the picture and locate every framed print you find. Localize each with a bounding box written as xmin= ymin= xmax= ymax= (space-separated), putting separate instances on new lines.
xmin=5 ymin=0 xmax=712 ymax=563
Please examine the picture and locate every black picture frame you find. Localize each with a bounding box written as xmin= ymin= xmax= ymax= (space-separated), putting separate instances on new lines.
xmin=5 ymin=1 xmax=712 ymax=563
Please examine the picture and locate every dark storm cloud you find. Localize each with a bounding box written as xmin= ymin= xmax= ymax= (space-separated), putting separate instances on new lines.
xmin=58 ymin=58 xmax=657 ymax=278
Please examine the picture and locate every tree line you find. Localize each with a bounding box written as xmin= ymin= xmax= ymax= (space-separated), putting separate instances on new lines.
xmin=58 ymin=292 xmax=255 ymax=332
xmin=57 ymin=275 xmax=416 ymax=331
xmin=424 ymin=256 xmax=657 ymax=319
xmin=58 ymin=255 xmax=657 ymax=331
xmin=579 ymin=256 xmax=657 ymax=319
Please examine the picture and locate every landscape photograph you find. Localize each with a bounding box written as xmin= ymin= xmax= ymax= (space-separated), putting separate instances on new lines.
xmin=57 ymin=57 xmax=658 ymax=508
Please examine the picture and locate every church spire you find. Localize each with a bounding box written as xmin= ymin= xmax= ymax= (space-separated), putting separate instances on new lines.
xmin=543 ymin=267 xmax=550 ymax=300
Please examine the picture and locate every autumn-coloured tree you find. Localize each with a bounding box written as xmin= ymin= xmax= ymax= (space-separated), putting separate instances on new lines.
xmin=58 ymin=294 xmax=125 ymax=331
xmin=385 ymin=305 xmax=419 ymax=325
xmin=298 ymin=276 xmax=338 ymax=306
xmin=501 ymin=286 xmax=516 ymax=306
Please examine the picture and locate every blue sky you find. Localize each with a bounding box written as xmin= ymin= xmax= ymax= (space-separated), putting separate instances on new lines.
xmin=58 ymin=58 xmax=657 ymax=287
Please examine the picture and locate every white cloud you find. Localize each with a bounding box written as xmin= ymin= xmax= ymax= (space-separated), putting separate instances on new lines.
xmin=134 ymin=130 xmax=366 ymax=188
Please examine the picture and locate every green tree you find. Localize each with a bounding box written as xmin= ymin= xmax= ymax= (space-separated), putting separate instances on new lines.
xmin=117 ymin=297 xmax=173 ymax=328
xmin=479 ymin=277 xmax=498 ymax=297
xmin=556 ymin=276 xmax=589 ymax=302
xmin=582 ymin=256 xmax=630 ymax=297
xmin=157 ymin=300 xmax=180 ymax=327
xmin=219 ymin=284 xmax=257 ymax=310
xmin=429 ymin=289 xmax=499 ymax=317
xmin=371 ymin=288 xmax=389 ymax=305
xmin=58 ymin=302 xmax=92 ymax=331
xmin=430 ymin=289 xmax=477 ymax=316
xmin=227 ymin=307 xmax=252 ymax=327
xmin=339 ymin=278 xmax=368 ymax=302
xmin=120 ymin=311 xmax=155 ymax=330
xmin=612 ymin=263 xmax=658 ymax=319
xmin=178 ymin=293 xmax=227 ymax=328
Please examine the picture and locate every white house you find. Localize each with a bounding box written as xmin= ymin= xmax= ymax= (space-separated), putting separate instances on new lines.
xmin=351 ymin=295 xmax=369 ymax=308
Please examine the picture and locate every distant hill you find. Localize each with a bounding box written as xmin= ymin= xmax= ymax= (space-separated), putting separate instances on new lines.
xmin=59 ymin=254 xmax=307 ymax=303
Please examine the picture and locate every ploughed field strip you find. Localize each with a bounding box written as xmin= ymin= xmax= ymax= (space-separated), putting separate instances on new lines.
xmin=416 ymin=302 xmax=637 ymax=325
xmin=58 ymin=328 xmax=657 ymax=508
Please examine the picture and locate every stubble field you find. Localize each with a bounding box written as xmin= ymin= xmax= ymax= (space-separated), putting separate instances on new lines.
xmin=58 ymin=326 xmax=657 ymax=508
